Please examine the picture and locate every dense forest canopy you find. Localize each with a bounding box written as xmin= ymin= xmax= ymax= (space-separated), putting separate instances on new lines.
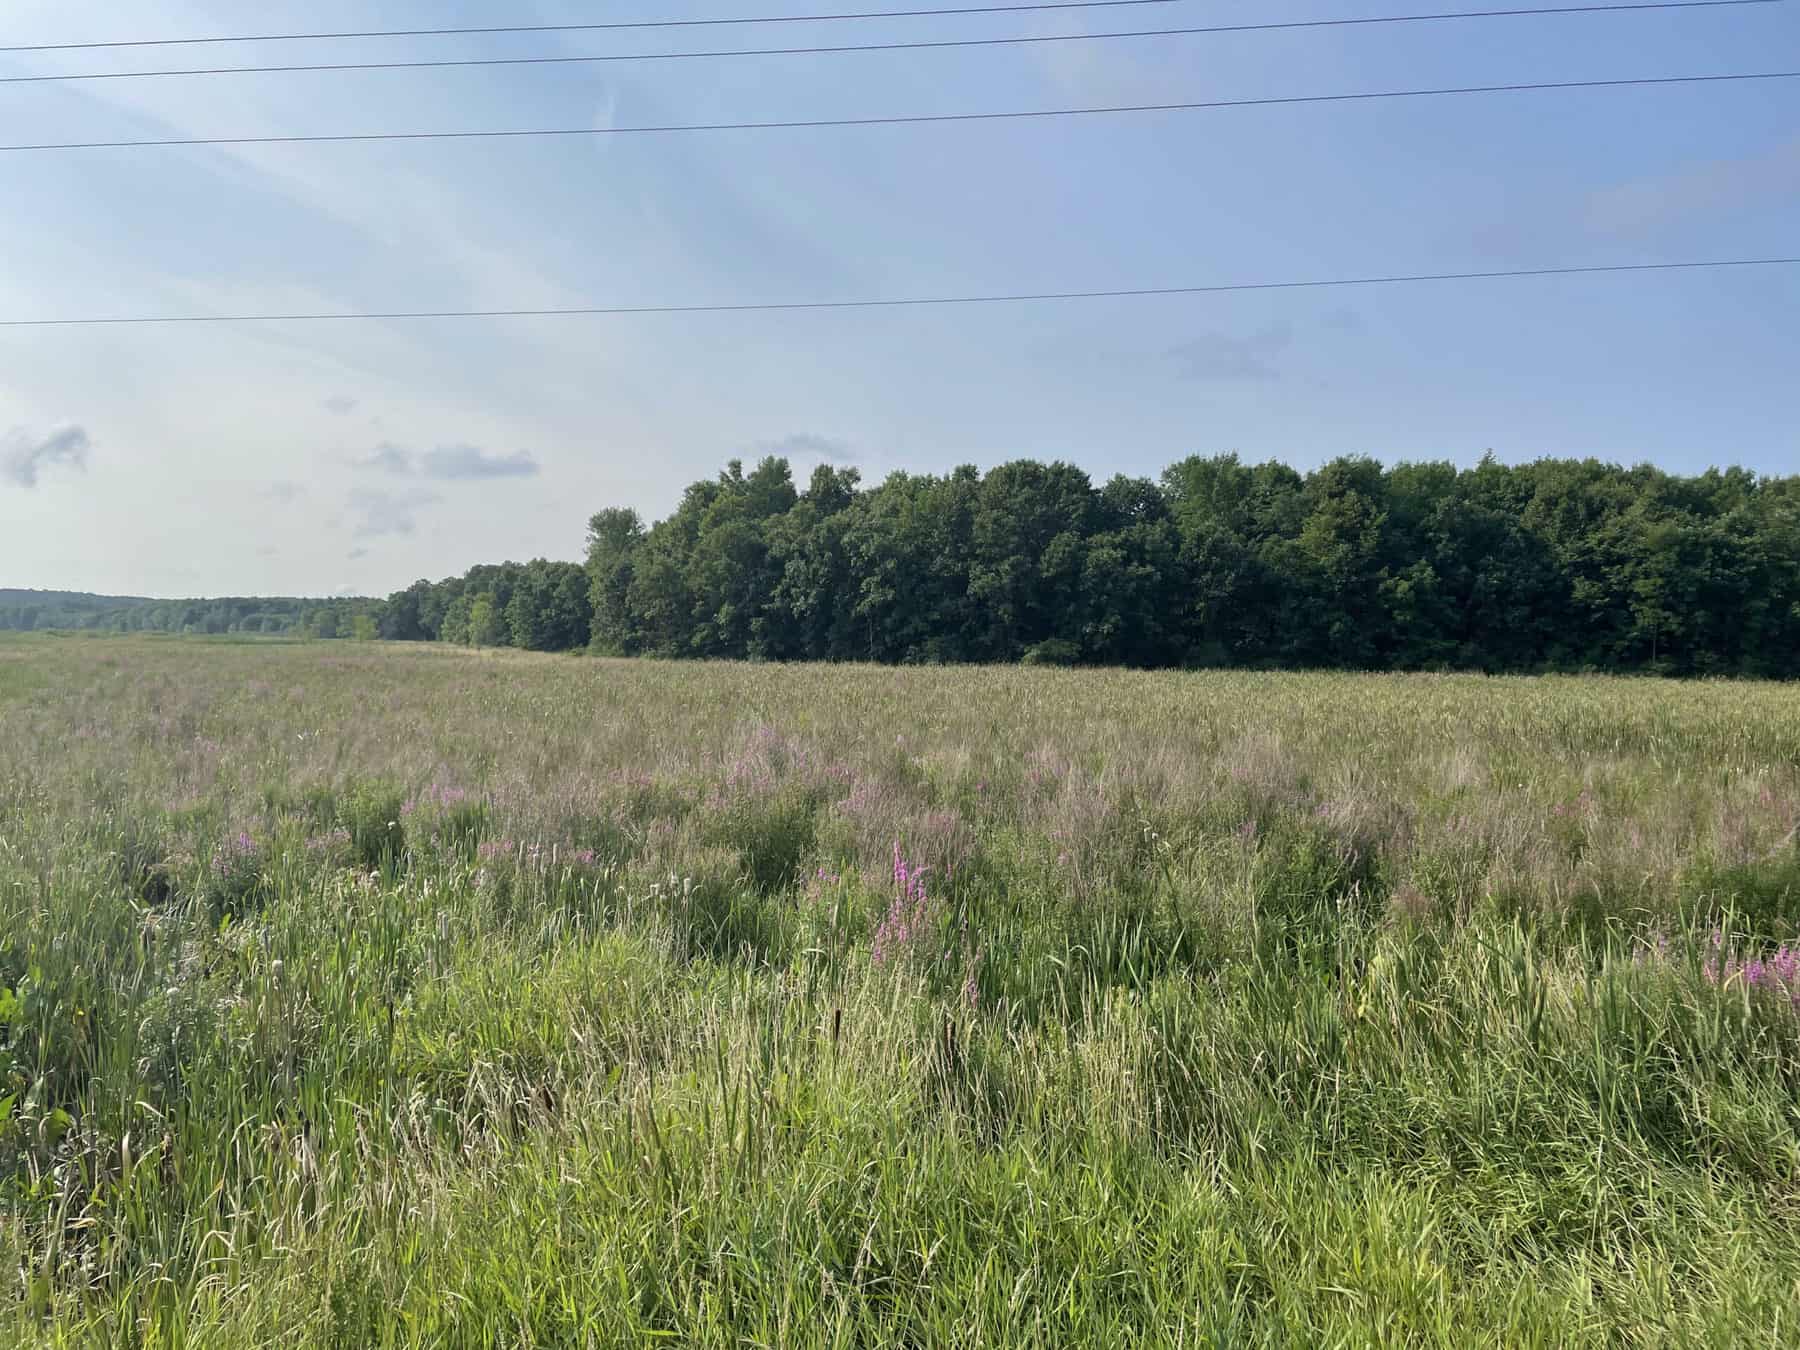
xmin=9 ymin=454 xmax=1797 ymax=675
xmin=399 ymin=453 xmax=1800 ymax=676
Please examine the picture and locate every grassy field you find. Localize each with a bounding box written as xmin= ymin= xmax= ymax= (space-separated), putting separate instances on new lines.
xmin=3 ymin=635 xmax=1799 ymax=1346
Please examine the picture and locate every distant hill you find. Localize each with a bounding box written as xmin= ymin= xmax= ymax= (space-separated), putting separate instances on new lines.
xmin=0 ymin=589 xmax=371 ymax=637
xmin=0 ymin=588 xmax=157 ymax=613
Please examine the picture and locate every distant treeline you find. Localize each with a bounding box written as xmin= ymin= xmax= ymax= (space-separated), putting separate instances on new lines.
xmin=378 ymin=454 xmax=1800 ymax=676
xmin=0 ymin=590 xmax=381 ymax=639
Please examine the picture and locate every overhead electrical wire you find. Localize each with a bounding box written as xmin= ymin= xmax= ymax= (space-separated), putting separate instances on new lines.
xmin=0 ymin=1 xmax=1188 ymax=54
xmin=3 ymin=259 xmax=1795 ymax=329
xmin=4 ymin=69 xmax=1794 ymax=154
xmin=0 ymin=2 xmax=1781 ymax=85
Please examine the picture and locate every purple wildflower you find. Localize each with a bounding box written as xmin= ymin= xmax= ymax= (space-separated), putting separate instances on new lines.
xmin=873 ymin=840 xmax=932 ymax=968
xmin=962 ymin=947 xmax=984 ymax=1010
xmin=209 ymin=831 xmax=258 ymax=876
xmin=406 ymin=784 xmax=474 ymax=816
xmin=305 ymin=828 xmax=352 ymax=855
xmin=1704 ymin=930 xmax=1800 ymax=1013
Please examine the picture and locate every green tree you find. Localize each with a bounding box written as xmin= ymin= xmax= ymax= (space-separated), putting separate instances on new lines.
xmin=585 ymin=508 xmax=644 ymax=655
xmin=438 ymin=593 xmax=473 ymax=646
xmin=508 ymin=560 xmax=593 ymax=651
xmin=467 ymin=594 xmax=504 ymax=648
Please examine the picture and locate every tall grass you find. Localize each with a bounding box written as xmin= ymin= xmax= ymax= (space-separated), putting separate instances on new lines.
xmin=2 ymin=637 xmax=1798 ymax=1345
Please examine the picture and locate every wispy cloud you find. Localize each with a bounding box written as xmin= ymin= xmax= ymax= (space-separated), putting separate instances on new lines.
xmin=347 ymin=487 xmax=442 ymax=538
xmin=322 ymin=395 xmax=359 ymax=416
xmin=347 ymin=547 xmax=370 ymax=561
xmin=1026 ymin=11 xmax=1167 ymax=105
xmin=1167 ymin=325 xmax=1293 ymax=383
xmin=354 ymin=443 xmax=414 ymax=474
xmin=2 ymin=425 xmax=90 ymax=489
xmin=419 ymin=445 xmax=540 ymax=480
xmin=756 ymin=432 xmax=859 ymax=464
xmin=1584 ymin=136 xmax=1800 ymax=237
xmin=351 ymin=442 xmax=540 ymax=480
xmin=263 ymin=481 xmax=304 ymax=504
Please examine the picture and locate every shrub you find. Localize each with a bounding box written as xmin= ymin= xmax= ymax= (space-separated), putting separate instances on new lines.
xmin=1021 ymin=639 xmax=1081 ymax=667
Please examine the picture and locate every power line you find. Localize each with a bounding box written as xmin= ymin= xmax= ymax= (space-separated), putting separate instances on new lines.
xmin=0 ymin=1 xmax=1184 ymax=54
xmin=4 ymin=259 xmax=1794 ymax=329
xmin=5 ymin=70 xmax=1795 ymax=154
xmin=0 ymin=3 xmax=1780 ymax=85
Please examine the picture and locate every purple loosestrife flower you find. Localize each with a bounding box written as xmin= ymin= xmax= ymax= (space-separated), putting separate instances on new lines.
xmin=209 ymin=832 xmax=258 ymax=875
xmin=1703 ymin=929 xmax=1724 ymax=985
xmin=873 ymin=841 xmax=933 ymax=969
xmin=1704 ymin=931 xmax=1800 ymax=1012
xmin=962 ymin=947 xmax=984 ymax=1010
xmin=305 ymin=828 xmax=351 ymax=856
xmin=408 ymin=784 xmax=473 ymax=816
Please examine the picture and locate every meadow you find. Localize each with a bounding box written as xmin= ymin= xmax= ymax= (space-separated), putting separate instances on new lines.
xmin=2 ymin=633 xmax=1799 ymax=1346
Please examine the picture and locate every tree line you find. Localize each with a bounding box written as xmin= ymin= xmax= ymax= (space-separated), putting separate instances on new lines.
xmin=377 ymin=454 xmax=1800 ymax=677
xmin=0 ymin=591 xmax=344 ymax=637
xmin=9 ymin=456 xmax=1793 ymax=673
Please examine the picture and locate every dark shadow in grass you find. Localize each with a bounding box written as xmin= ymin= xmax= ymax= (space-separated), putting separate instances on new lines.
xmin=432 ymin=799 xmax=491 ymax=863
xmin=675 ymin=874 xmax=791 ymax=967
xmin=921 ymin=1014 xmax=1018 ymax=1145
xmin=112 ymin=817 xmax=174 ymax=907
xmin=709 ymin=788 xmax=821 ymax=897
xmin=560 ymin=812 xmax=640 ymax=868
xmin=1681 ymin=851 xmax=1800 ymax=944
xmin=268 ymin=779 xmax=410 ymax=873
xmin=337 ymin=781 xmax=408 ymax=873
xmin=1250 ymin=821 xmax=1387 ymax=959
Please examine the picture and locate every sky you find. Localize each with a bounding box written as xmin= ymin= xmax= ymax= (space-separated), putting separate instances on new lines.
xmin=1 ymin=0 xmax=1796 ymax=599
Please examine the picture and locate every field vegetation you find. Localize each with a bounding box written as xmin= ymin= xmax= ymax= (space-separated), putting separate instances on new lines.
xmin=3 ymin=635 xmax=1799 ymax=1344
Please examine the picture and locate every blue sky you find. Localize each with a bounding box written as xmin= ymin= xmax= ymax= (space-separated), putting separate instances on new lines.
xmin=1 ymin=0 xmax=1796 ymax=598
